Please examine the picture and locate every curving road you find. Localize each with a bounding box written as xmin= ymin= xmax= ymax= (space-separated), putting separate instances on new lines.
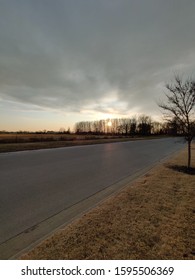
xmin=0 ymin=137 xmax=184 ymax=258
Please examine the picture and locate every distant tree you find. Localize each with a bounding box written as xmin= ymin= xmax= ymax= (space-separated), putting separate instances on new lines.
xmin=166 ymin=117 xmax=183 ymax=136
xmin=137 ymin=115 xmax=152 ymax=136
xmin=152 ymin=121 xmax=163 ymax=135
xmin=66 ymin=127 xmax=71 ymax=134
xmin=129 ymin=117 xmax=137 ymax=136
xmin=159 ymin=75 xmax=195 ymax=169
xmin=118 ymin=118 xmax=131 ymax=135
xmin=59 ymin=127 xmax=66 ymax=134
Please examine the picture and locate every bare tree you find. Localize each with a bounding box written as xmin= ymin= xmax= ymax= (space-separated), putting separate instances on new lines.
xmin=159 ymin=75 xmax=195 ymax=169
xmin=137 ymin=115 xmax=152 ymax=136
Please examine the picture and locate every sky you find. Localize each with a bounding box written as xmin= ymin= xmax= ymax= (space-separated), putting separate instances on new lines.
xmin=0 ymin=0 xmax=195 ymax=131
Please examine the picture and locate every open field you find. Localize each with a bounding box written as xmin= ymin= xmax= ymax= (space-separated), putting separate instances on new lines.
xmin=20 ymin=143 xmax=195 ymax=260
xmin=0 ymin=132 xmax=115 ymax=143
xmin=0 ymin=137 xmax=135 ymax=153
xmin=0 ymin=133 xmax=169 ymax=153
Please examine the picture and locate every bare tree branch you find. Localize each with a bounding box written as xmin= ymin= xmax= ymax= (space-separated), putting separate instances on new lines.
xmin=158 ymin=75 xmax=195 ymax=168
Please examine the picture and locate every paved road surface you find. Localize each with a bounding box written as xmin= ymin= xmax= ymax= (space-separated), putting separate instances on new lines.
xmin=0 ymin=137 xmax=184 ymax=258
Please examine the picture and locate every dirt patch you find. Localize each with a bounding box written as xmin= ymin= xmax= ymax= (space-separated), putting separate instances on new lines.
xmin=21 ymin=144 xmax=195 ymax=260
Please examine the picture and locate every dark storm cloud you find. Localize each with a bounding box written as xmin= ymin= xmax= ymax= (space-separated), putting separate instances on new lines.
xmin=0 ymin=0 xmax=195 ymax=115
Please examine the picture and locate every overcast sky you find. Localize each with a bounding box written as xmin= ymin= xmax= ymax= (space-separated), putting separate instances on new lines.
xmin=1 ymin=0 xmax=195 ymax=131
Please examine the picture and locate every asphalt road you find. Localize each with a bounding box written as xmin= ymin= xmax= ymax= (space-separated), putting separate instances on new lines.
xmin=0 ymin=137 xmax=184 ymax=258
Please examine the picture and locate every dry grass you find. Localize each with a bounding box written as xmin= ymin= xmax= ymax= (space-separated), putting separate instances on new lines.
xmin=0 ymin=133 xmax=135 ymax=153
xmin=0 ymin=133 xmax=168 ymax=153
xmin=21 ymin=144 xmax=195 ymax=260
xmin=0 ymin=133 xmax=128 ymax=143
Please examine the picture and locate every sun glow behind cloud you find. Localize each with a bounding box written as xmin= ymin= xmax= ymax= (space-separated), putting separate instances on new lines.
xmin=78 ymin=89 xmax=130 ymax=122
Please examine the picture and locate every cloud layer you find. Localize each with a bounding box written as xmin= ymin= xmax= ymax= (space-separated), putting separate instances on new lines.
xmin=1 ymin=0 xmax=195 ymax=129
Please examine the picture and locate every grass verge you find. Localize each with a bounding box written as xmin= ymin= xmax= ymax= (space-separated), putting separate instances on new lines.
xmin=21 ymin=144 xmax=195 ymax=260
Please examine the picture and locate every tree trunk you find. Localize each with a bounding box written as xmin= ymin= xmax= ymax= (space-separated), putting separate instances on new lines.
xmin=188 ymin=140 xmax=191 ymax=169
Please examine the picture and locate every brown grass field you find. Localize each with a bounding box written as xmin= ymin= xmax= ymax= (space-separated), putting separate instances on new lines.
xmin=0 ymin=132 xmax=105 ymax=143
xmin=20 ymin=143 xmax=195 ymax=260
xmin=0 ymin=133 xmax=129 ymax=153
xmin=0 ymin=133 xmax=165 ymax=153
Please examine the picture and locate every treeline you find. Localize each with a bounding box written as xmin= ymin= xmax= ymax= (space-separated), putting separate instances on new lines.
xmin=0 ymin=116 xmax=184 ymax=137
xmin=0 ymin=128 xmax=71 ymax=134
xmin=75 ymin=115 xmax=183 ymax=136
